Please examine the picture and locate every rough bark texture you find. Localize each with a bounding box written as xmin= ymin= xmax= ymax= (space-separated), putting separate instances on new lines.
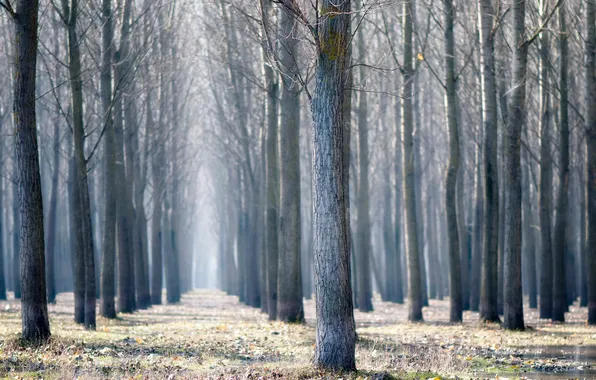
xmin=277 ymin=7 xmax=303 ymax=322
xmin=312 ymin=0 xmax=356 ymax=371
xmin=503 ymin=0 xmax=526 ymax=331
xmin=443 ymin=0 xmax=462 ymax=323
xmin=403 ymin=0 xmax=423 ymax=322
xmin=478 ymin=0 xmax=500 ymax=323
xmin=11 ymin=0 xmax=51 ymax=342
xmin=552 ymin=3 xmax=569 ymax=323
xmin=586 ymin=0 xmax=596 ymax=325
xmin=13 ymin=175 xmax=21 ymax=299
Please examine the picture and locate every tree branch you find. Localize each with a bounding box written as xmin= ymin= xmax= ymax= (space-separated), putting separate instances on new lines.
xmin=525 ymin=0 xmax=564 ymax=47
xmin=0 ymin=0 xmax=15 ymax=19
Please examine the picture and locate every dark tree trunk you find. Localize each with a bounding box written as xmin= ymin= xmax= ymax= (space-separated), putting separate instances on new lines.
xmin=503 ymin=0 xmax=527 ymax=331
xmin=65 ymin=0 xmax=96 ymax=329
xmin=444 ymin=0 xmax=462 ymax=322
xmin=10 ymin=0 xmax=51 ymax=342
xmin=585 ymin=0 xmax=596 ymax=325
xmin=552 ymin=3 xmax=569 ymax=323
xmin=403 ymin=0 xmax=423 ymax=322
xmin=69 ymin=159 xmax=85 ymax=324
xmin=277 ymin=7 xmax=303 ymax=322
xmin=539 ymin=19 xmax=553 ymax=319
xmin=45 ymin=119 xmax=60 ymax=304
xmin=99 ymin=0 xmax=117 ymax=318
xmin=311 ymin=0 xmax=356 ymax=371
xmin=478 ymin=0 xmax=500 ymax=323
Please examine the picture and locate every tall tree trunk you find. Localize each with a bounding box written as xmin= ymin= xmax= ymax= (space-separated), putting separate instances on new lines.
xmin=262 ymin=4 xmax=279 ymax=319
xmin=478 ymin=0 xmax=500 ymax=323
xmin=65 ymin=0 xmax=96 ymax=329
xmin=522 ymin=147 xmax=537 ymax=309
xmin=277 ymin=7 xmax=303 ymax=322
xmin=356 ymin=14 xmax=373 ymax=312
xmin=503 ymin=0 xmax=527 ymax=331
xmin=539 ymin=16 xmax=553 ymax=319
xmin=312 ymin=0 xmax=356 ymax=370
xmin=552 ymin=3 xmax=569 ymax=323
xmin=99 ymin=0 xmax=117 ymax=318
xmin=443 ymin=0 xmax=462 ymax=322
xmin=585 ymin=0 xmax=596 ymax=325
xmin=45 ymin=119 xmax=60 ymax=304
xmin=9 ymin=0 xmax=51 ymax=342
xmin=69 ymin=155 xmax=84 ymax=324
xmin=403 ymin=0 xmax=423 ymax=322
xmin=470 ymin=126 xmax=484 ymax=311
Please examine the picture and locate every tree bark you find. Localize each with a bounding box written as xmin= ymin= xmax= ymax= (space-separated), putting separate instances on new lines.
xmin=277 ymin=6 xmax=303 ymax=322
xmin=10 ymin=0 xmax=51 ymax=342
xmin=585 ymin=0 xmax=596 ymax=325
xmin=503 ymin=0 xmax=527 ymax=331
xmin=45 ymin=119 xmax=60 ymax=304
xmin=478 ymin=0 xmax=500 ymax=323
xmin=403 ymin=0 xmax=423 ymax=322
xmin=312 ymin=0 xmax=356 ymax=371
xmin=443 ymin=0 xmax=462 ymax=322
xmin=552 ymin=3 xmax=569 ymax=323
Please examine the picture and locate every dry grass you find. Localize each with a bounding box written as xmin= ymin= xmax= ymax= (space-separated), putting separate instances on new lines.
xmin=0 ymin=290 xmax=595 ymax=379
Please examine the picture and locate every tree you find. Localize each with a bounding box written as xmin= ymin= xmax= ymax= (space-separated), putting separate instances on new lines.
xmin=355 ymin=7 xmax=373 ymax=312
xmin=552 ymin=2 xmax=569 ymax=323
xmin=311 ymin=0 xmax=356 ymax=370
xmin=277 ymin=6 xmax=304 ymax=322
xmin=478 ymin=0 xmax=500 ymax=323
xmin=503 ymin=0 xmax=527 ymax=331
xmin=443 ymin=0 xmax=462 ymax=323
xmin=59 ymin=0 xmax=97 ymax=330
xmin=2 ymin=0 xmax=52 ymax=343
xmin=403 ymin=0 xmax=423 ymax=322
xmin=586 ymin=0 xmax=596 ymax=326
xmin=260 ymin=0 xmax=280 ymax=321
xmin=539 ymin=3 xmax=553 ymax=319
xmin=99 ymin=0 xmax=117 ymax=318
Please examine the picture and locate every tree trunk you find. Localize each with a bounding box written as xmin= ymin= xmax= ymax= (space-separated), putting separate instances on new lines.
xmin=66 ymin=0 xmax=96 ymax=329
xmin=277 ymin=7 xmax=303 ymax=322
xmin=478 ymin=0 xmax=500 ymax=323
xmin=45 ymin=119 xmax=60 ymax=304
xmin=470 ymin=127 xmax=484 ymax=311
xmin=10 ymin=0 xmax=51 ymax=342
xmin=99 ymin=0 xmax=116 ymax=318
xmin=312 ymin=0 xmax=356 ymax=371
xmin=13 ymin=173 xmax=21 ymax=299
xmin=355 ymin=15 xmax=373 ymax=312
xmin=503 ymin=0 xmax=527 ymax=331
xmin=539 ymin=17 xmax=553 ymax=319
xmin=403 ymin=0 xmax=423 ymax=322
xmin=443 ymin=0 xmax=462 ymax=322
xmin=585 ymin=0 xmax=596 ymax=325
xmin=69 ymin=157 xmax=85 ymax=324
xmin=552 ymin=3 xmax=569 ymax=323
xmin=263 ymin=17 xmax=279 ymax=319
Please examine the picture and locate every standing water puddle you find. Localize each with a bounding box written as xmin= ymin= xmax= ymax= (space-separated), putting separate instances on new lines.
xmin=480 ymin=345 xmax=596 ymax=379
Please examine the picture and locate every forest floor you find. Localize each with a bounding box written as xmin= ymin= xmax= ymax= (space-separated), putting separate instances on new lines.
xmin=1 ymin=290 xmax=596 ymax=379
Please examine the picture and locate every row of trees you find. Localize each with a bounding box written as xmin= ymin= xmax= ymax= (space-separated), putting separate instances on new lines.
xmin=207 ymin=0 xmax=596 ymax=368
xmin=1 ymin=0 xmax=202 ymax=341
xmin=1 ymin=0 xmax=595 ymax=372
